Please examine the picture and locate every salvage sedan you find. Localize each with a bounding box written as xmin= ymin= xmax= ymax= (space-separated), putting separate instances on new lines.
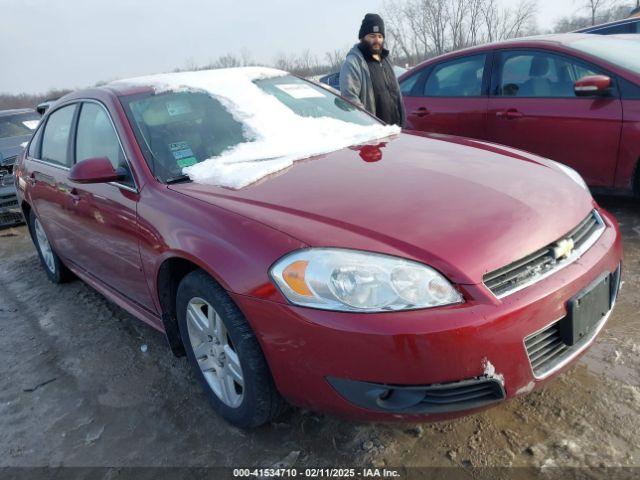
xmin=15 ymin=67 xmax=622 ymax=428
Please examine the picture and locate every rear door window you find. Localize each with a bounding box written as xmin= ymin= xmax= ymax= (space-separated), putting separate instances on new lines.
xmin=40 ymin=105 xmax=77 ymax=167
xmin=422 ymin=54 xmax=486 ymax=97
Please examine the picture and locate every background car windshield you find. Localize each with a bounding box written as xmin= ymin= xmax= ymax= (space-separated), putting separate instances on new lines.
xmin=571 ymin=36 xmax=640 ymax=74
xmin=254 ymin=76 xmax=379 ymax=126
xmin=0 ymin=112 xmax=40 ymax=138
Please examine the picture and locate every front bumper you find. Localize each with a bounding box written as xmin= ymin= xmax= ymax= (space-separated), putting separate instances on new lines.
xmin=231 ymin=208 xmax=623 ymax=421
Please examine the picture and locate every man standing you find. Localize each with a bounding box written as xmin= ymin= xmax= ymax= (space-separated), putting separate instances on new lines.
xmin=339 ymin=13 xmax=405 ymax=127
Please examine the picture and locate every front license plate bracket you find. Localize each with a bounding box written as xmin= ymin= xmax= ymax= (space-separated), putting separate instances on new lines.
xmin=560 ymin=273 xmax=611 ymax=346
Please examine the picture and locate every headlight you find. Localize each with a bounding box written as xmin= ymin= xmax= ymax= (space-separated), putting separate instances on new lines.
xmin=269 ymin=248 xmax=463 ymax=312
xmin=554 ymin=162 xmax=588 ymax=190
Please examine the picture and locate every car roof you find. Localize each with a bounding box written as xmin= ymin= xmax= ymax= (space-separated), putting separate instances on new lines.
xmin=51 ymin=67 xmax=298 ymax=111
xmin=102 ymin=66 xmax=288 ymax=97
xmin=0 ymin=108 xmax=37 ymax=117
xmin=404 ymin=33 xmax=638 ymax=72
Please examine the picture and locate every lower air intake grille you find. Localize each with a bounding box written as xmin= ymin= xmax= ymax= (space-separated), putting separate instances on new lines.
xmin=327 ymin=376 xmax=506 ymax=414
xmin=417 ymin=378 xmax=505 ymax=412
xmin=525 ymin=325 xmax=568 ymax=375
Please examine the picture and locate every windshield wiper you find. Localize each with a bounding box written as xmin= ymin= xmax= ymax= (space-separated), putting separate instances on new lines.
xmin=165 ymin=174 xmax=192 ymax=184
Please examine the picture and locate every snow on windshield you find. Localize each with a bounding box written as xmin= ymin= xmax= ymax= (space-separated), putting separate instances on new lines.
xmin=111 ymin=67 xmax=400 ymax=189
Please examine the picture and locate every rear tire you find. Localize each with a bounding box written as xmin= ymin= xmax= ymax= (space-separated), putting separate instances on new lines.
xmin=29 ymin=210 xmax=73 ymax=284
xmin=176 ymin=270 xmax=286 ymax=428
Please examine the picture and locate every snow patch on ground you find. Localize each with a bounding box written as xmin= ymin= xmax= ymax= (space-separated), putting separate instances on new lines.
xmin=111 ymin=67 xmax=401 ymax=189
xmin=482 ymin=357 xmax=505 ymax=385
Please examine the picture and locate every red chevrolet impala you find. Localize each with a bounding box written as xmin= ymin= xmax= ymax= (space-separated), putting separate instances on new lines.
xmin=15 ymin=68 xmax=622 ymax=428
xmin=400 ymin=33 xmax=640 ymax=195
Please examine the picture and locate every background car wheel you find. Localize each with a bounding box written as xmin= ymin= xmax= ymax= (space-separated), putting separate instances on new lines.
xmin=176 ymin=270 xmax=286 ymax=428
xmin=29 ymin=210 xmax=73 ymax=284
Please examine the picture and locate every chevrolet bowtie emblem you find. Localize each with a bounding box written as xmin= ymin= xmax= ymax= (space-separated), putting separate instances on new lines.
xmin=553 ymin=238 xmax=575 ymax=260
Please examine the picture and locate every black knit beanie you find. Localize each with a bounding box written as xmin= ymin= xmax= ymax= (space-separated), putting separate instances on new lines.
xmin=358 ymin=13 xmax=385 ymax=39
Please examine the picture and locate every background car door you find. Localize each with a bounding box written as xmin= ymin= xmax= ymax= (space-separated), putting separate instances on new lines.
xmin=486 ymin=49 xmax=623 ymax=187
xmin=27 ymin=104 xmax=78 ymax=258
xmin=401 ymin=53 xmax=490 ymax=140
xmin=62 ymin=101 xmax=155 ymax=311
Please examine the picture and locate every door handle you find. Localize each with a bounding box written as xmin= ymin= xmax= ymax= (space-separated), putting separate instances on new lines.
xmin=411 ymin=107 xmax=430 ymax=117
xmin=496 ymin=109 xmax=523 ymax=120
xmin=26 ymin=172 xmax=36 ymax=185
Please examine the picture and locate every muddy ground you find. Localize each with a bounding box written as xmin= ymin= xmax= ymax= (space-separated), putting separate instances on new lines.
xmin=0 ymin=196 xmax=639 ymax=477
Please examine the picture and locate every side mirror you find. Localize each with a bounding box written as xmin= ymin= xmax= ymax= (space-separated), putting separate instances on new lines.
xmin=574 ymin=75 xmax=612 ymax=97
xmin=69 ymin=157 xmax=124 ymax=184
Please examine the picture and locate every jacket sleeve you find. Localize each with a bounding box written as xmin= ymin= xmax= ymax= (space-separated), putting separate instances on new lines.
xmin=339 ymin=58 xmax=365 ymax=109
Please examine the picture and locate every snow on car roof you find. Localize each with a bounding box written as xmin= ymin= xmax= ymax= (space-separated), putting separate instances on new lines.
xmin=110 ymin=67 xmax=400 ymax=189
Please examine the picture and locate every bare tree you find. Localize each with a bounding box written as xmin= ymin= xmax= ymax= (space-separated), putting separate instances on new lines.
xmin=581 ymin=0 xmax=615 ymax=25
xmin=240 ymin=47 xmax=255 ymax=67
xmin=273 ymin=53 xmax=297 ymax=72
xmin=212 ymin=53 xmax=242 ymax=69
xmin=325 ymin=47 xmax=349 ymax=72
xmin=383 ymin=1 xmax=416 ymax=61
xmin=383 ymin=0 xmax=537 ymax=66
xmin=0 ymin=89 xmax=72 ymax=110
xmin=554 ymin=2 xmax=633 ymax=31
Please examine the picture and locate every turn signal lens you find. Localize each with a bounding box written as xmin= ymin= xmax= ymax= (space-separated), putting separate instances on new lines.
xmin=282 ymin=260 xmax=312 ymax=297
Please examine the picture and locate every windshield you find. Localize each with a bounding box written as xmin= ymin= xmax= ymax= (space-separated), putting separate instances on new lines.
xmin=120 ymin=72 xmax=397 ymax=188
xmin=122 ymin=91 xmax=247 ymax=181
xmin=570 ymin=36 xmax=640 ymax=75
xmin=0 ymin=112 xmax=41 ymax=139
xmin=254 ymin=76 xmax=378 ymax=126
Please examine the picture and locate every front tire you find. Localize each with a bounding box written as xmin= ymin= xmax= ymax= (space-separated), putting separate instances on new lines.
xmin=176 ymin=270 xmax=286 ymax=428
xmin=29 ymin=210 xmax=73 ymax=284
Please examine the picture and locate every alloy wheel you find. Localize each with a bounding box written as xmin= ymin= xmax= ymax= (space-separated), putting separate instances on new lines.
xmin=186 ymin=297 xmax=245 ymax=408
xmin=34 ymin=218 xmax=56 ymax=274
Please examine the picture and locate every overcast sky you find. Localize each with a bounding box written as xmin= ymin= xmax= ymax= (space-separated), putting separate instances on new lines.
xmin=2 ymin=0 xmax=584 ymax=95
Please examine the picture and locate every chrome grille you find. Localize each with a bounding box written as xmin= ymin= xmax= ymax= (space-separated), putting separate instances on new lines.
xmin=0 ymin=211 xmax=24 ymax=228
xmin=484 ymin=210 xmax=605 ymax=298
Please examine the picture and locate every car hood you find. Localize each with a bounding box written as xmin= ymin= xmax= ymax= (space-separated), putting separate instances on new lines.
xmin=168 ymin=133 xmax=594 ymax=285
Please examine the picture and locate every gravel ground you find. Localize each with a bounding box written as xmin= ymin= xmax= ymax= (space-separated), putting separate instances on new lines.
xmin=0 ymin=196 xmax=638 ymax=478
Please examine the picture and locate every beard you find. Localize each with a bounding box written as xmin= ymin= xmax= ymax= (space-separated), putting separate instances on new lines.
xmin=359 ymin=39 xmax=384 ymax=56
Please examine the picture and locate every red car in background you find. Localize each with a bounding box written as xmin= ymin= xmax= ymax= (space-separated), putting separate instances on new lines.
xmin=399 ymin=34 xmax=640 ymax=195
xmin=15 ymin=68 xmax=622 ymax=428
